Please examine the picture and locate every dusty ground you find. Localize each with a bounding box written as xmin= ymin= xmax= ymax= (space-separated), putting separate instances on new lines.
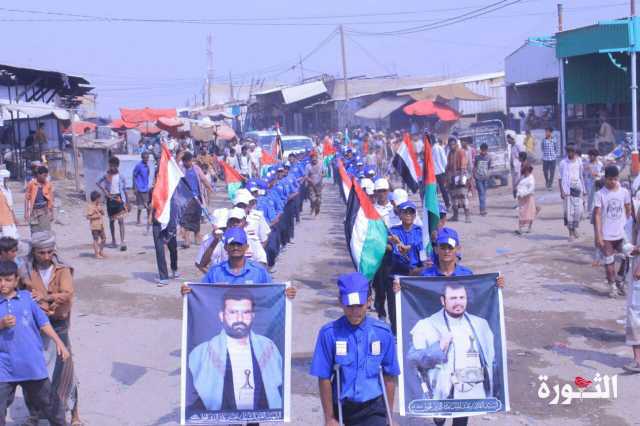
xmin=4 ymin=167 xmax=639 ymax=425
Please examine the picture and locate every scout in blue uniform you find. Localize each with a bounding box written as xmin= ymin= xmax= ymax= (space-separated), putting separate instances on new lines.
xmin=386 ymin=200 xmax=423 ymax=333
xmin=310 ymin=272 xmax=400 ymax=426
xmin=392 ymin=227 xmax=504 ymax=426
xmin=181 ymin=228 xmax=297 ymax=298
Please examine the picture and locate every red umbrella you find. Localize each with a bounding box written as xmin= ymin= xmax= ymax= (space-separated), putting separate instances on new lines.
xmin=109 ymin=119 xmax=137 ymax=129
xmin=403 ymin=100 xmax=460 ymax=121
xmin=137 ymin=121 xmax=161 ymax=135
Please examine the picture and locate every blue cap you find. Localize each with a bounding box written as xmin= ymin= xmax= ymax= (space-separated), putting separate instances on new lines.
xmin=337 ymin=272 xmax=369 ymax=306
xmin=438 ymin=202 xmax=448 ymax=215
xmin=256 ymin=179 xmax=268 ymax=190
xmin=276 ymin=164 xmax=285 ymax=171
xmin=365 ymin=166 xmax=376 ymax=176
xmin=436 ymin=227 xmax=459 ymax=248
xmin=357 ymin=171 xmax=365 ymax=178
xmin=223 ymin=227 xmax=247 ymax=245
xmin=398 ymin=200 xmax=417 ymax=211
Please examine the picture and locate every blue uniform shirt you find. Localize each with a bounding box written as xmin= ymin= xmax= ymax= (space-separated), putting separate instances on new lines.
xmin=201 ymin=259 xmax=272 ymax=284
xmin=132 ymin=161 xmax=150 ymax=192
xmin=184 ymin=167 xmax=200 ymax=198
xmin=256 ymin=196 xmax=275 ymax=224
xmin=389 ymin=224 xmax=423 ymax=274
xmin=0 ymin=290 xmax=50 ymax=382
xmin=421 ymin=264 xmax=473 ymax=276
xmin=310 ymin=316 xmax=400 ymax=403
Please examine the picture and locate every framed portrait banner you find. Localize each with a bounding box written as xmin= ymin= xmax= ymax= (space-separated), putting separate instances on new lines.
xmin=396 ymin=273 xmax=509 ymax=419
xmin=181 ymin=283 xmax=292 ymax=424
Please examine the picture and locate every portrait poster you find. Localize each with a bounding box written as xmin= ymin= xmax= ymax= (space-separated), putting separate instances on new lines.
xmin=395 ymin=273 xmax=509 ymax=418
xmin=180 ymin=283 xmax=292 ymax=424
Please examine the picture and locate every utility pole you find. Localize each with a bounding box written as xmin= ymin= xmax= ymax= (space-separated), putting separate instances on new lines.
xmin=339 ymin=25 xmax=349 ymax=102
xmin=558 ymin=3 xmax=567 ymax=154
xmin=299 ymin=55 xmax=304 ymax=82
xmin=68 ymin=108 xmax=80 ymax=192
xmin=631 ymin=0 xmax=639 ymax=174
xmin=207 ymin=33 xmax=214 ymax=107
xmin=228 ymin=71 xmax=234 ymax=102
xmin=557 ymin=3 xmax=563 ymax=31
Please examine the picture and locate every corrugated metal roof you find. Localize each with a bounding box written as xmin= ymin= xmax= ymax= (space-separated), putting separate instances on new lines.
xmin=329 ymin=76 xmax=442 ymax=101
xmin=556 ymin=19 xmax=632 ymax=58
xmin=400 ymin=84 xmax=491 ymax=101
xmin=354 ymin=96 xmax=411 ymax=120
xmin=0 ymin=101 xmax=70 ymax=120
xmin=505 ymin=42 xmax=558 ymax=85
xmin=418 ymin=72 xmax=505 ymax=88
xmin=281 ymin=80 xmax=328 ymax=104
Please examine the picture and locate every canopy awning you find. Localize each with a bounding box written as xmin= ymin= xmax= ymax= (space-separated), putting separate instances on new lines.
xmin=281 ymin=80 xmax=328 ymax=104
xmin=0 ymin=101 xmax=70 ymax=120
xmin=354 ymin=96 xmax=411 ymax=120
xmin=66 ymin=121 xmax=96 ymax=135
xmin=403 ymin=100 xmax=460 ymax=121
xmin=400 ymin=83 xmax=491 ymax=102
xmin=109 ymin=119 xmax=137 ymax=129
xmin=119 ymin=107 xmax=177 ymax=124
xmin=190 ymin=122 xmax=236 ymax=142
xmin=157 ymin=117 xmax=183 ymax=128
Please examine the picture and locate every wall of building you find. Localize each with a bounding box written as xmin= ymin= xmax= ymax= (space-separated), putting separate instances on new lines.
xmin=452 ymin=77 xmax=507 ymax=115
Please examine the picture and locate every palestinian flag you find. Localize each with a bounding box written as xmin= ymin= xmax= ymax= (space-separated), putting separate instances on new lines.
xmin=345 ymin=180 xmax=388 ymax=281
xmin=337 ymin=158 xmax=352 ymax=203
xmin=422 ymin=134 xmax=440 ymax=256
xmin=219 ymin=160 xmax=244 ymax=201
xmin=392 ymin=133 xmax=422 ymax=193
xmin=151 ymin=143 xmax=185 ymax=229
xmin=260 ymin=149 xmax=277 ymax=177
xmin=322 ymin=137 xmax=335 ymax=178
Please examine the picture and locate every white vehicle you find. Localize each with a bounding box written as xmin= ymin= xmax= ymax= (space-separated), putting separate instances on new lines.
xmin=280 ymin=135 xmax=313 ymax=159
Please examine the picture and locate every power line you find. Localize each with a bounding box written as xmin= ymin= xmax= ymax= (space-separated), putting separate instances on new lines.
xmin=347 ymin=0 xmax=523 ymax=36
xmin=0 ymin=1 xmax=627 ymax=26
xmin=345 ymin=34 xmax=394 ymax=75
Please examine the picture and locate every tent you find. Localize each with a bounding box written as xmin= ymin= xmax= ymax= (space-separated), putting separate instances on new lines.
xmin=403 ymin=100 xmax=460 ymax=121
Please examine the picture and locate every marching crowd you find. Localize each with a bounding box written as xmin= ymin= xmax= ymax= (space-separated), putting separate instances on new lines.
xmin=1 ymin=122 xmax=640 ymax=426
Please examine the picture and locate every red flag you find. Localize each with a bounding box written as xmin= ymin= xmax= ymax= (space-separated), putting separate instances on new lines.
xmin=218 ymin=159 xmax=244 ymax=184
xmin=261 ymin=149 xmax=276 ymax=165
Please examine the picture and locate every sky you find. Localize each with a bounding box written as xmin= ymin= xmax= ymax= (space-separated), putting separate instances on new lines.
xmin=0 ymin=0 xmax=632 ymax=116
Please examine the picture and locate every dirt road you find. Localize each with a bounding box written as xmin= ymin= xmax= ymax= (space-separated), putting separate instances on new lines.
xmin=5 ymin=170 xmax=637 ymax=425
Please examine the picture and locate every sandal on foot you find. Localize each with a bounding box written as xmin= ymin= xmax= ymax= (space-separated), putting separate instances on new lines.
xmin=623 ymin=361 xmax=640 ymax=373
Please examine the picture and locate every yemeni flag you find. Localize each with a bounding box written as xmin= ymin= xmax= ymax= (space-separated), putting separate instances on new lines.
xmin=337 ymin=158 xmax=352 ymax=204
xmin=392 ymin=133 xmax=422 ymax=193
xmin=219 ymin=160 xmax=244 ymax=201
xmin=422 ymin=134 xmax=440 ymax=256
xmin=151 ymin=143 xmax=186 ymax=229
xmin=345 ymin=179 xmax=388 ymax=281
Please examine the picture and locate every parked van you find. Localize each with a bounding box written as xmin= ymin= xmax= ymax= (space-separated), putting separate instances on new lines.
xmin=457 ymin=120 xmax=509 ymax=186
